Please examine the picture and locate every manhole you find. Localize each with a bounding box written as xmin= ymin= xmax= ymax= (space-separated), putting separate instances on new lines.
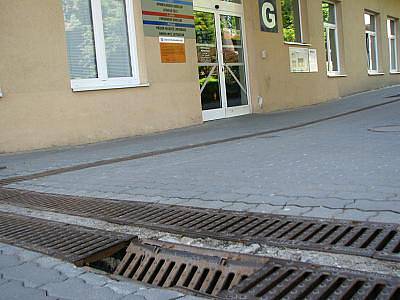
xmin=115 ymin=240 xmax=400 ymax=300
xmin=1 ymin=188 xmax=400 ymax=263
xmin=219 ymin=258 xmax=400 ymax=299
xmin=369 ymin=125 xmax=400 ymax=133
xmin=0 ymin=211 xmax=134 ymax=266
xmin=115 ymin=240 xmax=268 ymax=297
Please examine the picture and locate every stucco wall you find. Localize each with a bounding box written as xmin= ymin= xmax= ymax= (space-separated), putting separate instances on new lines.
xmin=243 ymin=0 xmax=400 ymax=114
xmin=1 ymin=0 xmax=400 ymax=153
xmin=0 ymin=0 xmax=202 ymax=153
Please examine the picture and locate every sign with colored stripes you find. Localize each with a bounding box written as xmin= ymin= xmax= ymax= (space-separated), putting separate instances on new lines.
xmin=141 ymin=0 xmax=195 ymax=38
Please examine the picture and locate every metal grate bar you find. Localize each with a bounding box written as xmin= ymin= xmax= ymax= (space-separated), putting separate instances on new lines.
xmin=0 ymin=211 xmax=134 ymax=266
xmin=1 ymin=188 xmax=399 ymax=262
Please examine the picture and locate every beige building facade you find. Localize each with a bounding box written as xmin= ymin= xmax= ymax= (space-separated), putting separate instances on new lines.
xmin=1 ymin=0 xmax=400 ymax=153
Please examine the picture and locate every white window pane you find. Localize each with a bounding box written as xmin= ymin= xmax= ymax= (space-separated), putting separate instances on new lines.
xmin=370 ymin=35 xmax=377 ymax=70
xmin=329 ymin=28 xmax=339 ymax=71
xmin=62 ymin=0 xmax=98 ymax=79
xmin=101 ymin=0 xmax=132 ymax=78
xmin=365 ymin=13 xmax=376 ymax=32
xmin=390 ymin=39 xmax=397 ymax=70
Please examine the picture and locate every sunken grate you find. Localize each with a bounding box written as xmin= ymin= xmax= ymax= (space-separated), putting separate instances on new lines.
xmin=1 ymin=188 xmax=400 ymax=262
xmin=0 ymin=212 xmax=134 ymax=266
xmin=114 ymin=240 xmax=268 ymax=297
xmin=219 ymin=259 xmax=400 ymax=300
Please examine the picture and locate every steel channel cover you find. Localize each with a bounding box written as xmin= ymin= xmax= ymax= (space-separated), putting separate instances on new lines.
xmin=0 ymin=211 xmax=135 ymax=266
xmin=218 ymin=258 xmax=400 ymax=300
xmin=115 ymin=239 xmax=269 ymax=297
xmin=0 ymin=188 xmax=399 ymax=262
xmin=115 ymin=240 xmax=400 ymax=300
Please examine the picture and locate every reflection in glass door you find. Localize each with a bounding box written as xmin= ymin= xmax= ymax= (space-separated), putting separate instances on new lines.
xmin=195 ymin=11 xmax=222 ymax=112
xmin=194 ymin=2 xmax=250 ymax=121
xmin=220 ymin=14 xmax=248 ymax=109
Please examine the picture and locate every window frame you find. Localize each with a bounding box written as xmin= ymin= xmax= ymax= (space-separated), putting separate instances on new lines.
xmin=387 ymin=18 xmax=399 ymax=72
xmin=323 ymin=1 xmax=341 ymax=75
xmin=365 ymin=12 xmax=379 ymax=73
xmin=281 ymin=0 xmax=304 ymax=44
xmin=65 ymin=0 xmax=141 ymax=92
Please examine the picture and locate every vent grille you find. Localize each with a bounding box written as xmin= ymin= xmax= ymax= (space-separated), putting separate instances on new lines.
xmin=1 ymin=188 xmax=399 ymax=262
xmin=0 ymin=212 xmax=134 ymax=266
xmin=114 ymin=240 xmax=267 ymax=296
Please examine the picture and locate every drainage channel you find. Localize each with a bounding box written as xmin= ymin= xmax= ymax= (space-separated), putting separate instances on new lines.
xmin=115 ymin=240 xmax=400 ymax=300
xmin=0 ymin=188 xmax=399 ymax=263
xmin=0 ymin=211 xmax=133 ymax=266
xmin=0 ymin=212 xmax=399 ymax=299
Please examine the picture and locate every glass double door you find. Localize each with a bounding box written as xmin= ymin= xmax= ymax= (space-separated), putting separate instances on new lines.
xmin=194 ymin=3 xmax=250 ymax=121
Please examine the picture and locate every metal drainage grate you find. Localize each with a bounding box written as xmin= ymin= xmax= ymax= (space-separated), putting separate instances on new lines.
xmin=219 ymin=258 xmax=400 ymax=300
xmin=1 ymin=188 xmax=400 ymax=262
xmin=115 ymin=240 xmax=268 ymax=297
xmin=0 ymin=212 xmax=134 ymax=266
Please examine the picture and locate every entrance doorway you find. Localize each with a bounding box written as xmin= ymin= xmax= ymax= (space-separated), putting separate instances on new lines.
xmin=194 ymin=0 xmax=251 ymax=121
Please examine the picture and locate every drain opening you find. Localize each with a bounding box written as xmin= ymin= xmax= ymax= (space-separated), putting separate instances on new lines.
xmin=113 ymin=240 xmax=269 ymax=297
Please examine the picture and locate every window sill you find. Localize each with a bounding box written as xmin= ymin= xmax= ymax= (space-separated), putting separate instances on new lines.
xmin=71 ymin=82 xmax=150 ymax=92
xmin=327 ymin=73 xmax=348 ymax=78
xmin=390 ymin=71 xmax=400 ymax=74
xmin=368 ymin=72 xmax=385 ymax=76
xmin=284 ymin=41 xmax=311 ymax=47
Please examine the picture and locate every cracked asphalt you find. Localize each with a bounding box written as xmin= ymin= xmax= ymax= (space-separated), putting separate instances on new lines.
xmin=2 ymin=88 xmax=400 ymax=223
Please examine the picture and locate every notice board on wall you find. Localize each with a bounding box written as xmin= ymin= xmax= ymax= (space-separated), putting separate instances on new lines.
xmin=289 ymin=47 xmax=319 ymax=73
xmin=141 ymin=0 xmax=195 ymax=39
xmin=159 ymin=37 xmax=186 ymax=63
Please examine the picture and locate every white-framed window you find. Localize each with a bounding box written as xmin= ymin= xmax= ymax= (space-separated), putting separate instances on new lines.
xmin=322 ymin=1 xmax=340 ymax=74
xmin=281 ymin=0 xmax=303 ymax=43
xmin=387 ymin=18 xmax=398 ymax=72
xmin=62 ymin=0 xmax=140 ymax=91
xmin=365 ymin=12 xmax=379 ymax=73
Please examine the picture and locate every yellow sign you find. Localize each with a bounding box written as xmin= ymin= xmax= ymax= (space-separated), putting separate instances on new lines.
xmin=159 ymin=37 xmax=186 ymax=63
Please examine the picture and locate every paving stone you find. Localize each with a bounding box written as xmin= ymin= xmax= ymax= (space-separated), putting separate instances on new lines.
xmin=273 ymin=206 xmax=314 ymax=216
xmin=120 ymin=295 xmax=147 ymax=300
xmin=104 ymin=280 xmax=147 ymax=295
xmin=78 ymin=272 xmax=112 ymax=286
xmin=1 ymin=262 xmax=67 ymax=288
xmin=134 ymin=288 xmax=184 ymax=300
xmin=43 ymin=277 xmax=122 ymax=300
xmin=223 ymin=202 xmax=258 ymax=212
xmin=54 ymin=263 xmax=86 ymax=277
xmin=335 ymin=209 xmax=379 ymax=222
xmin=300 ymin=207 xmax=343 ymax=219
xmin=368 ymin=212 xmax=400 ymax=224
xmin=175 ymin=199 xmax=229 ymax=209
xmin=247 ymin=204 xmax=281 ymax=214
xmin=0 ymin=280 xmax=58 ymax=300
xmin=0 ymin=254 xmax=21 ymax=269
xmin=33 ymin=256 xmax=64 ymax=268
xmin=347 ymin=200 xmax=400 ymax=213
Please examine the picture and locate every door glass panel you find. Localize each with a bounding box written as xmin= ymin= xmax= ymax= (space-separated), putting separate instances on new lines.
xmin=195 ymin=11 xmax=222 ymax=111
xmin=220 ymin=15 xmax=248 ymax=107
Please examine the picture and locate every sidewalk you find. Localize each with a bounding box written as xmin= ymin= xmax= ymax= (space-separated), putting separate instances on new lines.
xmin=1 ymin=85 xmax=400 ymax=180
xmin=0 ymin=243 xmax=200 ymax=300
xmin=1 ymin=85 xmax=399 ymax=223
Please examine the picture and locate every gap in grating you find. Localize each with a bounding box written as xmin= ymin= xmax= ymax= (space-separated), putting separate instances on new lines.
xmin=0 ymin=188 xmax=400 ymax=262
xmin=114 ymin=240 xmax=269 ymax=297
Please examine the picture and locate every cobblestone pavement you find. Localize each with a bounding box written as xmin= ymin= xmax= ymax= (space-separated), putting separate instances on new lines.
xmin=0 ymin=242 xmax=202 ymax=300
xmin=3 ymin=89 xmax=400 ymax=223
xmin=1 ymin=85 xmax=400 ymax=180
